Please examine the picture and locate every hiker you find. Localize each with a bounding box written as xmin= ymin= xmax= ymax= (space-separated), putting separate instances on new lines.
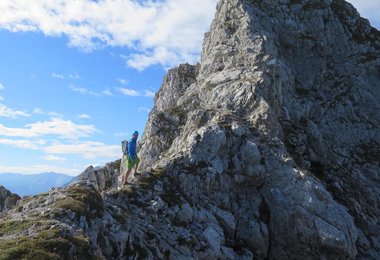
xmin=123 ymin=131 xmax=140 ymax=185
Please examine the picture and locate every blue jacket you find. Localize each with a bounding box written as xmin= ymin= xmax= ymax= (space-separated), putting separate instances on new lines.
xmin=128 ymin=138 xmax=137 ymax=160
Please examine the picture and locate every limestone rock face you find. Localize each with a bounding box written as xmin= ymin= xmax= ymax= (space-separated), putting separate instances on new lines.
xmin=0 ymin=185 xmax=20 ymax=213
xmin=1 ymin=0 xmax=379 ymax=259
xmin=71 ymin=160 xmax=121 ymax=192
xmin=137 ymin=0 xmax=380 ymax=258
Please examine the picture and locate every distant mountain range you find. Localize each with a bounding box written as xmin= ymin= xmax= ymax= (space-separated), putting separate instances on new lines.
xmin=0 ymin=172 xmax=74 ymax=196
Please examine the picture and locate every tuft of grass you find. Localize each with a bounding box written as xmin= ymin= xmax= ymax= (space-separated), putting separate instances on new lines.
xmin=0 ymin=230 xmax=95 ymax=260
xmin=52 ymin=185 xmax=104 ymax=221
xmin=53 ymin=197 xmax=86 ymax=219
xmin=0 ymin=220 xmax=33 ymax=236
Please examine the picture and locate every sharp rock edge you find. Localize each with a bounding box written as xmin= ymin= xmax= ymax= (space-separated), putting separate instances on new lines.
xmin=0 ymin=0 xmax=379 ymax=259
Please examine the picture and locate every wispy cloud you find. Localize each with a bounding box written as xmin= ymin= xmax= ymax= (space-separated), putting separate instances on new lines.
xmin=52 ymin=71 xmax=81 ymax=80
xmin=0 ymin=137 xmax=119 ymax=161
xmin=33 ymin=108 xmax=44 ymax=114
xmin=102 ymin=88 xmax=113 ymax=96
xmin=44 ymin=155 xmax=66 ymax=162
xmin=0 ymin=103 xmax=30 ymax=118
xmin=78 ymin=113 xmax=91 ymax=119
xmin=0 ymin=138 xmax=45 ymax=149
xmin=68 ymin=71 xmax=81 ymax=79
xmin=69 ymin=85 xmax=100 ymax=97
xmin=117 ymin=87 xmax=140 ymax=97
xmin=0 ymin=83 xmax=30 ymax=118
xmin=51 ymin=72 xmax=65 ymax=79
xmin=117 ymin=78 xmax=128 ymax=85
xmin=33 ymin=108 xmax=63 ymax=117
xmin=70 ymin=84 xmax=113 ymax=97
xmin=0 ymin=0 xmax=218 ymax=70
xmin=44 ymin=141 xmax=119 ymax=159
xmin=0 ymin=118 xmax=98 ymax=139
xmin=117 ymin=87 xmax=155 ymax=97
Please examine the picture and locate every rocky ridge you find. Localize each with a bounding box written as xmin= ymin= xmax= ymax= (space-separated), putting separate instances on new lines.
xmin=0 ymin=0 xmax=379 ymax=259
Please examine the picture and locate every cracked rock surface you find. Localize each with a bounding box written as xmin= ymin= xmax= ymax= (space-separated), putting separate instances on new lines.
xmin=0 ymin=0 xmax=379 ymax=259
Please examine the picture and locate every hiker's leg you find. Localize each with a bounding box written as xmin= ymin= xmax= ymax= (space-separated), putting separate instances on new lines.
xmin=124 ymin=169 xmax=132 ymax=184
xmin=134 ymin=157 xmax=140 ymax=174
xmin=124 ymin=158 xmax=133 ymax=185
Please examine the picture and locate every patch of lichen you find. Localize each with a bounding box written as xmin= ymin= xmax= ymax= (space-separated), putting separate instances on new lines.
xmin=0 ymin=229 xmax=95 ymax=260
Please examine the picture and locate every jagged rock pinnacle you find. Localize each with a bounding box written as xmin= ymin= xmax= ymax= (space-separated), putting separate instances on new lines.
xmin=1 ymin=0 xmax=379 ymax=259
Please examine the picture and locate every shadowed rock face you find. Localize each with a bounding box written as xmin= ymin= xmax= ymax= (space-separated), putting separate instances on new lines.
xmin=0 ymin=186 xmax=20 ymax=213
xmin=0 ymin=0 xmax=379 ymax=259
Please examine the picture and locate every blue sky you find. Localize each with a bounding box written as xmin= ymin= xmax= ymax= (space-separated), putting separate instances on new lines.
xmin=0 ymin=0 xmax=378 ymax=176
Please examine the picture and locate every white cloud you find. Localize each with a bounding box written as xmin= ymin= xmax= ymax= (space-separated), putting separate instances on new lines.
xmin=117 ymin=87 xmax=140 ymax=97
xmin=347 ymin=1 xmax=380 ymax=27
xmin=33 ymin=108 xmax=63 ymax=118
xmin=0 ymin=164 xmax=80 ymax=176
xmin=0 ymin=118 xmax=98 ymax=139
xmin=0 ymin=138 xmax=45 ymax=149
xmin=0 ymin=96 xmax=3 ymax=101
xmin=78 ymin=113 xmax=91 ymax=119
xmin=51 ymin=72 xmax=65 ymax=79
xmin=52 ymin=71 xmax=81 ymax=80
xmin=68 ymin=71 xmax=81 ymax=79
xmin=0 ymin=103 xmax=30 ymax=118
xmin=48 ymin=111 xmax=61 ymax=117
xmin=33 ymin=108 xmax=44 ymax=114
xmin=70 ymin=85 xmax=113 ymax=97
xmin=0 ymin=137 xmax=119 ymax=161
xmin=69 ymin=85 xmax=101 ymax=97
xmin=0 ymin=0 xmax=218 ymax=70
xmin=0 ymin=82 xmax=4 ymax=90
xmin=117 ymin=78 xmax=128 ymax=85
xmin=117 ymin=87 xmax=155 ymax=97
xmin=44 ymin=141 xmax=120 ymax=159
xmin=102 ymin=88 xmax=113 ymax=96
xmin=44 ymin=155 xmax=66 ymax=162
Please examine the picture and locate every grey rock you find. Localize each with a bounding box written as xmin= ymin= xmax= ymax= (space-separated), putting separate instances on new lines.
xmin=1 ymin=0 xmax=380 ymax=259
xmin=203 ymin=226 xmax=225 ymax=254
xmin=177 ymin=203 xmax=194 ymax=223
xmin=0 ymin=185 xmax=20 ymax=213
xmin=215 ymin=209 xmax=236 ymax=238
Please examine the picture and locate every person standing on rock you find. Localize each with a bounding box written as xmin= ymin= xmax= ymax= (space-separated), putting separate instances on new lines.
xmin=123 ymin=131 xmax=140 ymax=185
